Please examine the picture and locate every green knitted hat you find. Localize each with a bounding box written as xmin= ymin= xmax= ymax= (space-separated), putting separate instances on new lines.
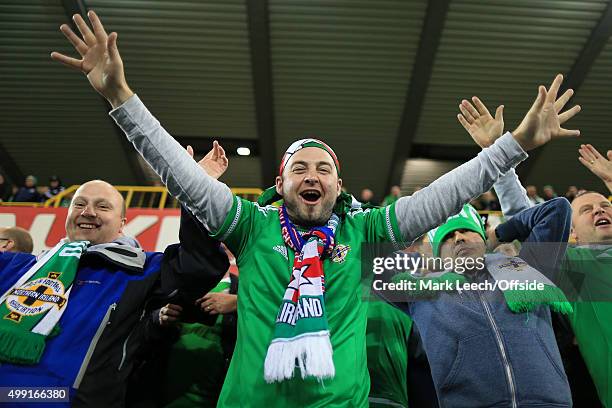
xmin=427 ymin=204 xmax=486 ymax=257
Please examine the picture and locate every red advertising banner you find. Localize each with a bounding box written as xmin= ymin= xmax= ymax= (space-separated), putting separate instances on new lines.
xmin=0 ymin=206 xmax=181 ymax=255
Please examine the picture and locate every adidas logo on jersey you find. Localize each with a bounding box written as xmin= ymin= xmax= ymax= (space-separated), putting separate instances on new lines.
xmin=273 ymin=245 xmax=288 ymax=260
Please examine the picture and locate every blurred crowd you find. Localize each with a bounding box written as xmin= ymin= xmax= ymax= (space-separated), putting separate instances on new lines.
xmin=359 ymin=183 xmax=601 ymax=213
xmin=0 ymin=174 xmax=65 ymax=203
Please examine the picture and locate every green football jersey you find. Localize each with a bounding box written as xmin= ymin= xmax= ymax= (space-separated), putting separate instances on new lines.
xmin=163 ymin=278 xmax=232 ymax=407
xmin=563 ymin=245 xmax=612 ymax=408
xmin=213 ymin=196 xmax=402 ymax=407
xmin=163 ymin=321 xmax=225 ymax=408
xmin=366 ymin=299 xmax=412 ymax=408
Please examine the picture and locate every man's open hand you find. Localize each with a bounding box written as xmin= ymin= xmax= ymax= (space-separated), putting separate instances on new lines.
xmin=51 ymin=11 xmax=133 ymax=108
xmin=458 ymin=97 xmax=504 ymax=148
xmin=197 ymin=292 xmax=237 ymax=315
xmin=578 ymin=144 xmax=612 ymax=192
xmin=186 ymin=141 xmax=229 ymax=180
xmin=512 ymin=74 xmax=581 ymax=151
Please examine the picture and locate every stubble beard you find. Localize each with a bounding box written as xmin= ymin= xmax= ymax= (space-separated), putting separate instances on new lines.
xmin=284 ymin=196 xmax=335 ymax=228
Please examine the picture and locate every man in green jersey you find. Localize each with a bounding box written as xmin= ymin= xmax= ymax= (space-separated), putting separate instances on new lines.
xmin=161 ymin=275 xmax=238 ymax=407
xmin=52 ymin=11 xmax=581 ymax=407
xmin=562 ymin=144 xmax=612 ymax=407
xmin=366 ymin=299 xmax=412 ymax=408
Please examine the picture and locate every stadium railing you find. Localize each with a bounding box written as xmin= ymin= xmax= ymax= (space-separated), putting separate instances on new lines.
xmin=0 ymin=186 xmax=263 ymax=209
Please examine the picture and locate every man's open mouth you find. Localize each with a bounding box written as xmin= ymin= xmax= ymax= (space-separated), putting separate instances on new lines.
xmin=595 ymin=218 xmax=611 ymax=228
xmin=299 ymin=190 xmax=322 ymax=205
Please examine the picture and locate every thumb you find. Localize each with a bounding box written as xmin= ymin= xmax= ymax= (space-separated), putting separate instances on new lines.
xmin=186 ymin=145 xmax=194 ymax=158
xmin=212 ymin=140 xmax=220 ymax=159
xmin=607 ymin=150 xmax=612 ymax=161
xmin=494 ymin=105 xmax=504 ymax=122
xmin=107 ymin=32 xmax=120 ymax=62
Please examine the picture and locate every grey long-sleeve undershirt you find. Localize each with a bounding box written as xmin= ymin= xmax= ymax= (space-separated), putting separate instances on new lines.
xmin=393 ymin=136 xmax=526 ymax=242
xmin=110 ymin=95 xmax=527 ymax=241
xmin=110 ymin=95 xmax=232 ymax=232
xmin=493 ymin=168 xmax=533 ymax=218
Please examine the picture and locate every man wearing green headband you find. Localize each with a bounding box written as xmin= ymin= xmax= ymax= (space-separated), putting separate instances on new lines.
xmin=428 ymin=204 xmax=488 ymax=260
xmin=376 ymin=199 xmax=574 ymax=407
xmin=53 ymin=12 xmax=582 ymax=407
xmin=372 ymin=95 xmax=576 ymax=406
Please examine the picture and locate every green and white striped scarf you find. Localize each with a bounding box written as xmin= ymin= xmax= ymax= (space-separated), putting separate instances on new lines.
xmin=0 ymin=240 xmax=88 ymax=364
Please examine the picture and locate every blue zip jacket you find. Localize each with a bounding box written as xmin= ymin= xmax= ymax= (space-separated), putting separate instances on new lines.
xmin=0 ymin=250 xmax=163 ymax=404
xmin=392 ymin=198 xmax=573 ymax=407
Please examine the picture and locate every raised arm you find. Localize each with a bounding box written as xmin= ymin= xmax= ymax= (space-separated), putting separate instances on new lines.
xmin=395 ymin=133 xmax=526 ymax=242
xmin=51 ymin=11 xmax=232 ymax=232
xmin=395 ymin=74 xmax=581 ymax=242
xmin=493 ymin=169 xmax=532 ymax=217
xmin=495 ymin=198 xmax=572 ymax=278
xmin=578 ymin=144 xmax=612 ymax=194
xmin=111 ymin=98 xmax=233 ymax=231
xmin=457 ymin=96 xmax=533 ymax=216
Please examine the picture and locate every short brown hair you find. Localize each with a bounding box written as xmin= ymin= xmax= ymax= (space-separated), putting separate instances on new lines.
xmin=574 ymin=190 xmax=603 ymax=199
xmin=2 ymin=227 xmax=34 ymax=253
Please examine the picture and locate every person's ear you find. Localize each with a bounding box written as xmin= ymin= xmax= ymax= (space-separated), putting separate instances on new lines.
xmin=570 ymin=227 xmax=578 ymax=243
xmin=119 ymin=217 xmax=127 ymax=234
xmin=0 ymin=238 xmax=15 ymax=252
xmin=337 ymin=178 xmax=343 ymax=197
xmin=275 ymin=176 xmax=283 ymax=196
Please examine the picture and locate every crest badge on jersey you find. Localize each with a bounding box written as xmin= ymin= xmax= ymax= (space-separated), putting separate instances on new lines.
xmin=498 ymin=258 xmax=528 ymax=271
xmin=331 ymin=244 xmax=351 ymax=263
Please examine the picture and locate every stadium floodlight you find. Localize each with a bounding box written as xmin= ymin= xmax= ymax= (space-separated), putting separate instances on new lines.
xmin=237 ymin=147 xmax=251 ymax=156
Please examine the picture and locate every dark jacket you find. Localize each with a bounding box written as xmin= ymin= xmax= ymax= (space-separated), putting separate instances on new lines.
xmin=44 ymin=185 xmax=66 ymax=200
xmin=12 ymin=186 xmax=42 ymax=202
xmin=126 ymin=274 xmax=239 ymax=407
xmin=0 ymin=180 xmax=12 ymax=201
